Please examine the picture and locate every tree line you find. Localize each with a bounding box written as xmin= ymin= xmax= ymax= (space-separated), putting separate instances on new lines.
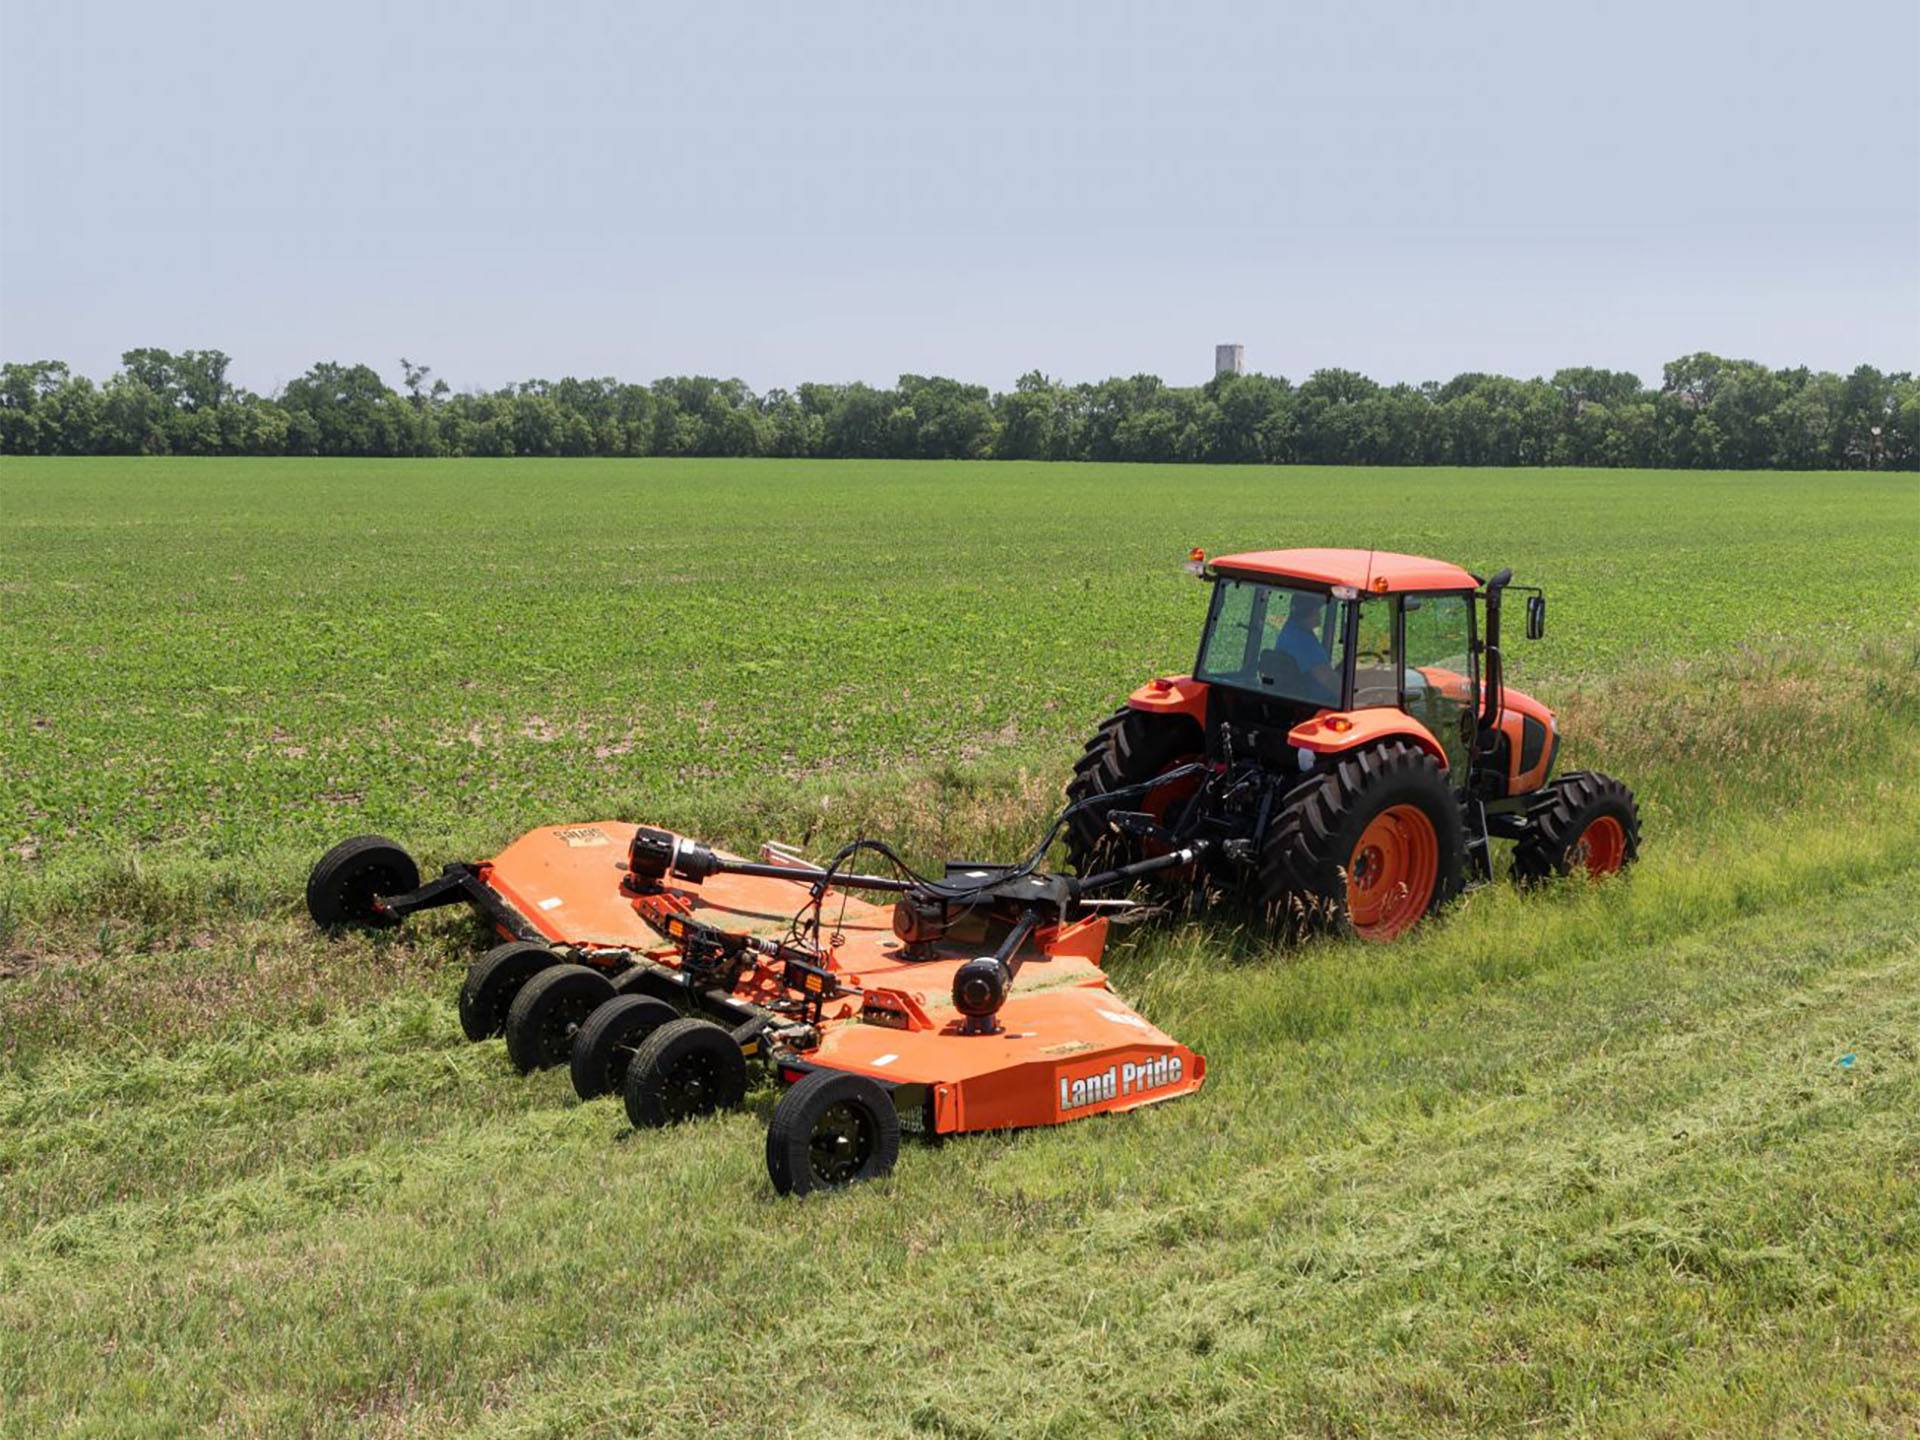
xmin=2 ymin=350 xmax=1914 ymax=469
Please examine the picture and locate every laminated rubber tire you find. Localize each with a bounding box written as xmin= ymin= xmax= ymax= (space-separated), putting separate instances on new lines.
xmin=503 ymin=964 xmax=617 ymax=1074
xmin=459 ymin=942 xmax=561 ymax=1042
xmin=1511 ymin=771 xmax=1641 ymax=884
xmin=1063 ymin=706 xmax=1205 ymax=877
xmin=306 ymin=835 xmax=419 ymax=931
xmin=766 ymin=1069 xmax=901 ymax=1197
xmin=623 ymin=1018 xmax=748 ymax=1128
xmin=569 ymin=995 xmax=679 ymax=1100
xmin=1260 ymin=740 xmax=1465 ymax=941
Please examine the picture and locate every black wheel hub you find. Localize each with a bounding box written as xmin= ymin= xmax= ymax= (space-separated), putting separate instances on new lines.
xmin=537 ymin=999 xmax=595 ymax=1064
xmin=591 ymin=1048 xmax=617 ymax=1090
xmin=662 ymin=1052 xmax=722 ymax=1121
xmin=807 ymin=1101 xmax=875 ymax=1186
xmin=333 ymin=860 xmax=410 ymax=925
xmin=481 ymin=993 xmax=514 ymax=1034
xmin=593 ymin=1039 xmax=640 ymax=1094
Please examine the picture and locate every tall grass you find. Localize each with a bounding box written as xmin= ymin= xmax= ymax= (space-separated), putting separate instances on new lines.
xmin=5 ymin=632 xmax=1913 ymax=935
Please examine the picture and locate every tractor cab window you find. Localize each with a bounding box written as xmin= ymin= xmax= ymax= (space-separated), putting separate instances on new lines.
xmin=1402 ymin=593 xmax=1474 ymax=684
xmin=1350 ymin=598 xmax=1397 ymax=707
xmin=1196 ymin=578 xmax=1348 ymax=707
xmin=1401 ymin=592 xmax=1477 ymax=772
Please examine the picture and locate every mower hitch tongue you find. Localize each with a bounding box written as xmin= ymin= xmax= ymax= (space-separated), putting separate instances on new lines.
xmin=305 ymin=776 xmax=1210 ymax=1197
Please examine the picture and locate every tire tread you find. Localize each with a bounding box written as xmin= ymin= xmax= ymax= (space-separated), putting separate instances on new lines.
xmin=1510 ymin=770 xmax=1641 ymax=883
xmin=1258 ymin=740 xmax=1465 ymax=937
xmin=766 ymin=1069 xmax=902 ymax=1197
xmin=1063 ymin=706 xmax=1204 ymax=875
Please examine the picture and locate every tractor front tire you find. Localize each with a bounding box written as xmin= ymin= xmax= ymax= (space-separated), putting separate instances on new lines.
xmin=306 ymin=835 xmax=419 ymax=932
xmin=1511 ymin=771 xmax=1640 ymax=884
xmin=1261 ymin=740 xmax=1465 ymax=942
xmin=1064 ymin=706 xmax=1204 ymax=877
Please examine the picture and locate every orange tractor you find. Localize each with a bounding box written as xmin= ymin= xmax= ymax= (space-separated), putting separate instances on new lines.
xmin=1065 ymin=547 xmax=1639 ymax=939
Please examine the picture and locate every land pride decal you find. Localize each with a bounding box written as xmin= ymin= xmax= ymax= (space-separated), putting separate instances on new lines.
xmin=1058 ymin=1053 xmax=1184 ymax=1112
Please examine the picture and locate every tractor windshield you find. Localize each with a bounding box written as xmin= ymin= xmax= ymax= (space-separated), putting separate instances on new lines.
xmin=1195 ymin=578 xmax=1349 ymax=707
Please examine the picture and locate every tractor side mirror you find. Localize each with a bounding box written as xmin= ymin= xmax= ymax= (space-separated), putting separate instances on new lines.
xmin=1525 ymin=594 xmax=1546 ymax=640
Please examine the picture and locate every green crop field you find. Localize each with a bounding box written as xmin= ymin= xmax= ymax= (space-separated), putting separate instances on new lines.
xmin=3 ymin=457 xmax=1919 ymax=1438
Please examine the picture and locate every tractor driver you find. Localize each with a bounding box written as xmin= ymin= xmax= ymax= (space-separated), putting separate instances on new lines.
xmin=1265 ymin=590 xmax=1341 ymax=703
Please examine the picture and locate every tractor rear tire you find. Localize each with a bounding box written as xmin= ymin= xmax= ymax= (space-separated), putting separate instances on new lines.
xmin=1511 ymin=771 xmax=1640 ymax=884
xmin=306 ymin=835 xmax=419 ymax=932
xmin=459 ymin=941 xmax=561 ymax=1042
xmin=766 ymin=1070 xmax=901 ymax=1197
xmin=569 ymin=994 xmax=679 ymax=1100
xmin=503 ymin=964 xmax=617 ymax=1074
xmin=1261 ymin=740 xmax=1464 ymax=942
xmin=1064 ymin=706 xmax=1204 ymax=877
xmin=623 ymin=1018 xmax=749 ymax=1128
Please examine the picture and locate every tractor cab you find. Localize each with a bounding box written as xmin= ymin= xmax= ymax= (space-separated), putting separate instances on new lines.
xmin=1165 ymin=547 xmax=1562 ymax=801
xmin=1187 ymin=549 xmax=1499 ymax=780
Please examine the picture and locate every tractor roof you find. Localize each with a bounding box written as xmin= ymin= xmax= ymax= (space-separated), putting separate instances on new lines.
xmin=1210 ymin=547 xmax=1477 ymax=594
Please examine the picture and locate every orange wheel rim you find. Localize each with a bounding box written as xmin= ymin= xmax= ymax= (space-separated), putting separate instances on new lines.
xmin=1569 ymin=815 xmax=1627 ymax=877
xmin=1346 ymin=804 xmax=1439 ymax=941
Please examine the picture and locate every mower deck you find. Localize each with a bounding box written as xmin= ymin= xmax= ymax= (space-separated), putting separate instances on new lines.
xmin=435 ymin=820 xmax=1203 ymax=1138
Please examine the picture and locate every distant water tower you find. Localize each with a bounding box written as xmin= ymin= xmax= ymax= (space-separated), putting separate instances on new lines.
xmin=1215 ymin=343 xmax=1245 ymax=377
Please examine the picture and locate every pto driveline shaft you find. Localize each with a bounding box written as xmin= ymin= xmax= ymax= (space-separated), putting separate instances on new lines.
xmin=1069 ymin=838 xmax=1214 ymax=899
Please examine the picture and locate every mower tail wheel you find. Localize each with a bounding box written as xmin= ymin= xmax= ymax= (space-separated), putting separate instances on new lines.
xmin=1511 ymin=771 xmax=1641 ymax=885
xmin=623 ymin=1017 xmax=749 ymax=1128
xmin=1261 ymin=740 xmax=1465 ymax=942
xmin=458 ymin=941 xmax=561 ymax=1042
xmin=305 ymin=835 xmax=419 ymax=932
xmin=503 ymin=964 xmax=617 ymax=1074
xmin=766 ymin=1070 xmax=901 ymax=1197
xmin=569 ymin=995 xmax=679 ymax=1100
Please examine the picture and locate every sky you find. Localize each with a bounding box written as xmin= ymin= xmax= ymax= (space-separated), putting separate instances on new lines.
xmin=2 ymin=0 xmax=1915 ymax=396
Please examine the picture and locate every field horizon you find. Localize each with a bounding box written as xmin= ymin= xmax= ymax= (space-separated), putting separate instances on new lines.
xmin=2 ymin=457 xmax=1918 ymax=1437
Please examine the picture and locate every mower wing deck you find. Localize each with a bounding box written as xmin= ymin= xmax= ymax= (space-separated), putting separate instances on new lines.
xmin=477 ymin=821 xmax=1204 ymax=1134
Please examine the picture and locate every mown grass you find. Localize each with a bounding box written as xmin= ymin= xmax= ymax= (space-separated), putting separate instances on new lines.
xmin=3 ymin=796 xmax=1915 ymax=1437
xmin=1 ymin=458 xmax=1918 ymax=1436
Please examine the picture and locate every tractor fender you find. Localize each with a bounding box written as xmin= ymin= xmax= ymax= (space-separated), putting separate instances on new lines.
xmin=1288 ymin=708 xmax=1450 ymax=769
xmin=1126 ymin=675 xmax=1209 ymax=725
